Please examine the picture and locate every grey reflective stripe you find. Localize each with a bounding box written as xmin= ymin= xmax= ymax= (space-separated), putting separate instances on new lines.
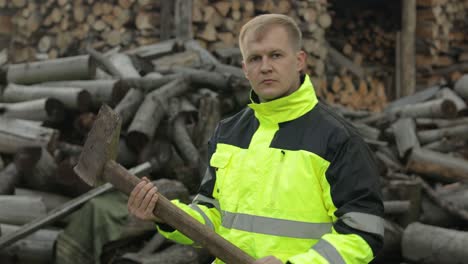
xmin=190 ymin=204 xmax=214 ymax=230
xmin=222 ymin=211 xmax=332 ymax=239
xmin=341 ymin=212 xmax=385 ymax=237
xmin=312 ymin=239 xmax=345 ymax=264
xmin=192 ymin=194 xmax=221 ymax=213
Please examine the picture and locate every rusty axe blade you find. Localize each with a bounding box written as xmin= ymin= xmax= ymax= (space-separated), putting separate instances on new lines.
xmin=74 ymin=105 xmax=121 ymax=187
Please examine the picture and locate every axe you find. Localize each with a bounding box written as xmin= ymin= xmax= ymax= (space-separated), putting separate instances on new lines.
xmin=74 ymin=105 xmax=254 ymax=264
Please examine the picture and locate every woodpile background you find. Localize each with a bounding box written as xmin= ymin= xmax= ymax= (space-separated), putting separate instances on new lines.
xmin=416 ymin=0 xmax=468 ymax=87
xmin=0 ymin=0 xmax=468 ymax=263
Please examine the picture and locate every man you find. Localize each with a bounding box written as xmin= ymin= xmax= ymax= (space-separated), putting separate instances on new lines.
xmin=128 ymin=14 xmax=384 ymax=264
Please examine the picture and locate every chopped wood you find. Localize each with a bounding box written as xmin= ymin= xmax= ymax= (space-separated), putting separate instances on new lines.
xmin=0 ymin=118 xmax=58 ymax=154
xmin=0 ymin=196 xmax=47 ymax=225
xmin=402 ymin=222 xmax=468 ymax=264
xmin=7 ymin=55 xmax=97 ymax=84
xmin=407 ymin=148 xmax=468 ymax=182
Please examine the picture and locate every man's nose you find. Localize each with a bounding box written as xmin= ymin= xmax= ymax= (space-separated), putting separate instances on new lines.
xmin=260 ymin=57 xmax=272 ymax=73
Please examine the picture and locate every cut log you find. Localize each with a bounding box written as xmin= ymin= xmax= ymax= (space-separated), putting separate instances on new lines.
xmin=41 ymin=80 xmax=129 ymax=108
xmin=112 ymin=53 xmax=144 ymax=127
xmin=417 ymin=124 xmax=468 ymax=144
xmin=15 ymin=188 xmax=71 ymax=212
xmin=7 ymin=55 xmax=96 ymax=84
xmin=385 ymin=85 xmax=440 ymax=112
xmin=436 ymin=88 xmax=466 ymax=112
xmin=415 ymin=117 xmax=468 ymax=128
xmin=86 ymin=47 xmax=123 ymax=78
xmin=117 ymin=139 xmax=137 ymax=168
xmin=126 ymin=39 xmax=179 ymax=59
xmin=0 ymin=196 xmax=47 ymax=225
xmin=0 ymin=224 xmax=59 ymax=263
xmin=384 ymin=200 xmax=411 ymax=215
xmin=423 ymin=138 xmax=465 ymax=153
xmin=407 ymin=148 xmax=468 ymax=182
xmin=117 ymin=74 xmax=179 ymax=93
xmin=0 ymin=118 xmax=59 ymax=154
xmin=169 ymin=98 xmax=199 ymax=168
xmin=16 ymin=147 xmax=58 ymax=193
xmin=126 ymin=78 xmax=191 ymax=152
xmin=402 ymin=222 xmax=468 ymax=264
xmin=420 ymin=195 xmax=460 ymax=227
xmin=392 ymin=118 xmax=420 ymax=158
xmin=392 ymin=98 xmax=457 ymax=119
xmin=351 ymin=122 xmax=380 ymax=141
xmin=0 ymin=98 xmax=65 ymax=123
xmin=3 ymin=84 xmax=92 ymax=112
xmin=0 ymin=163 xmax=19 ymax=195
xmin=373 ymin=220 xmax=403 ymax=263
xmin=454 ymin=74 xmax=468 ymax=99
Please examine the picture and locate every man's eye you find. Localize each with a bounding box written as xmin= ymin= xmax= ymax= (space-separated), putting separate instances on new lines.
xmin=272 ymin=53 xmax=281 ymax=58
xmin=249 ymin=56 xmax=260 ymax=62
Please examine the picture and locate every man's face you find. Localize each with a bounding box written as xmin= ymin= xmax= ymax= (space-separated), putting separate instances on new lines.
xmin=241 ymin=26 xmax=306 ymax=102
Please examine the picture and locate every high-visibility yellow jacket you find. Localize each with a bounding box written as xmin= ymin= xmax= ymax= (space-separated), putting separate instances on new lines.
xmin=158 ymin=74 xmax=384 ymax=263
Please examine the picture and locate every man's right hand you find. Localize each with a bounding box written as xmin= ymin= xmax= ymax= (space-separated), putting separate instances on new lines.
xmin=128 ymin=177 xmax=161 ymax=222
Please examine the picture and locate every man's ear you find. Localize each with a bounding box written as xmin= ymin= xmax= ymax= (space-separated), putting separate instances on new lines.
xmin=296 ymin=50 xmax=307 ymax=72
xmin=242 ymin=61 xmax=249 ymax=80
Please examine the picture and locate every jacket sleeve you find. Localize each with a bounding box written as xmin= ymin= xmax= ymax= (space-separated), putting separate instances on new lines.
xmin=288 ymin=136 xmax=384 ymax=264
xmin=157 ymin=130 xmax=222 ymax=245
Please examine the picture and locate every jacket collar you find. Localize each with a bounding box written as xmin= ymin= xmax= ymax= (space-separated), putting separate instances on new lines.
xmin=248 ymin=74 xmax=318 ymax=124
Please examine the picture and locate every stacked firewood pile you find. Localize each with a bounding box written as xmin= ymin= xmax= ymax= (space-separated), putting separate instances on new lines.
xmin=6 ymin=0 xmax=163 ymax=63
xmin=331 ymin=74 xmax=468 ymax=263
xmin=324 ymin=3 xmax=395 ymax=112
xmin=4 ymin=0 xmax=331 ymax=85
xmin=416 ymin=0 xmax=468 ymax=86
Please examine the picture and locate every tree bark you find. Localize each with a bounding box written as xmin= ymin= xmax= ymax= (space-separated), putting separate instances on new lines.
xmin=3 ymin=84 xmax=92 ymax=112
xmin=402 ymin=222 xmax=468 ymax=264
xmin=7 ymin=55 xmax=96 ymax=84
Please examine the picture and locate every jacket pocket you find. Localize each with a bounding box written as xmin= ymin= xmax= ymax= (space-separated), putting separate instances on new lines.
xmin=209 ymin=151 xmax=232 ymax=202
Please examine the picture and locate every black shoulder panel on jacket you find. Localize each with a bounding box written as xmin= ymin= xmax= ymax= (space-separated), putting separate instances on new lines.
xmin=270 ymin=102 xmax=360 ymax=158
xmin=216 ymin=107 xmax=259 ymax=149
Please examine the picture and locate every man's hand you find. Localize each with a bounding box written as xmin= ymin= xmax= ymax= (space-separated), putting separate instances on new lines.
xmin=254 ymin=256 xmax=282 ymax=264
xmin=127 ymin=177 xmax=161 ymax=222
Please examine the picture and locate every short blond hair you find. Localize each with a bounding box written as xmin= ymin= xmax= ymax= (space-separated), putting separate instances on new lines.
xmin=239 ymin=14 xmax=302 ymax=55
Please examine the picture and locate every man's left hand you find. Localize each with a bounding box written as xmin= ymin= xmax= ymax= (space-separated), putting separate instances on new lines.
xmin=254 ymin=256 xmax=282 ymax=264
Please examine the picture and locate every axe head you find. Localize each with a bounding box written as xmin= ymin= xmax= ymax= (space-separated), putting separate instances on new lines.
xmin=74 ymin=105 xmax=121 ymax=187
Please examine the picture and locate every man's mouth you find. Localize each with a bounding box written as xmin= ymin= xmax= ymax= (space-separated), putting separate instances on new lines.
xmin=261 ymin=79 xmax=275 ymax=84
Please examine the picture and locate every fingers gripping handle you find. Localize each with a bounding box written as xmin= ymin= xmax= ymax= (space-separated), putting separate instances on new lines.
xmin=102 ymin=160 xmax=255 ymax=264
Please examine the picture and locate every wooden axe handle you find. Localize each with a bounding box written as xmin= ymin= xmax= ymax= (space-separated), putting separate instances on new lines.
xmin=103 ymin=160 xmax=255 ymax=264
